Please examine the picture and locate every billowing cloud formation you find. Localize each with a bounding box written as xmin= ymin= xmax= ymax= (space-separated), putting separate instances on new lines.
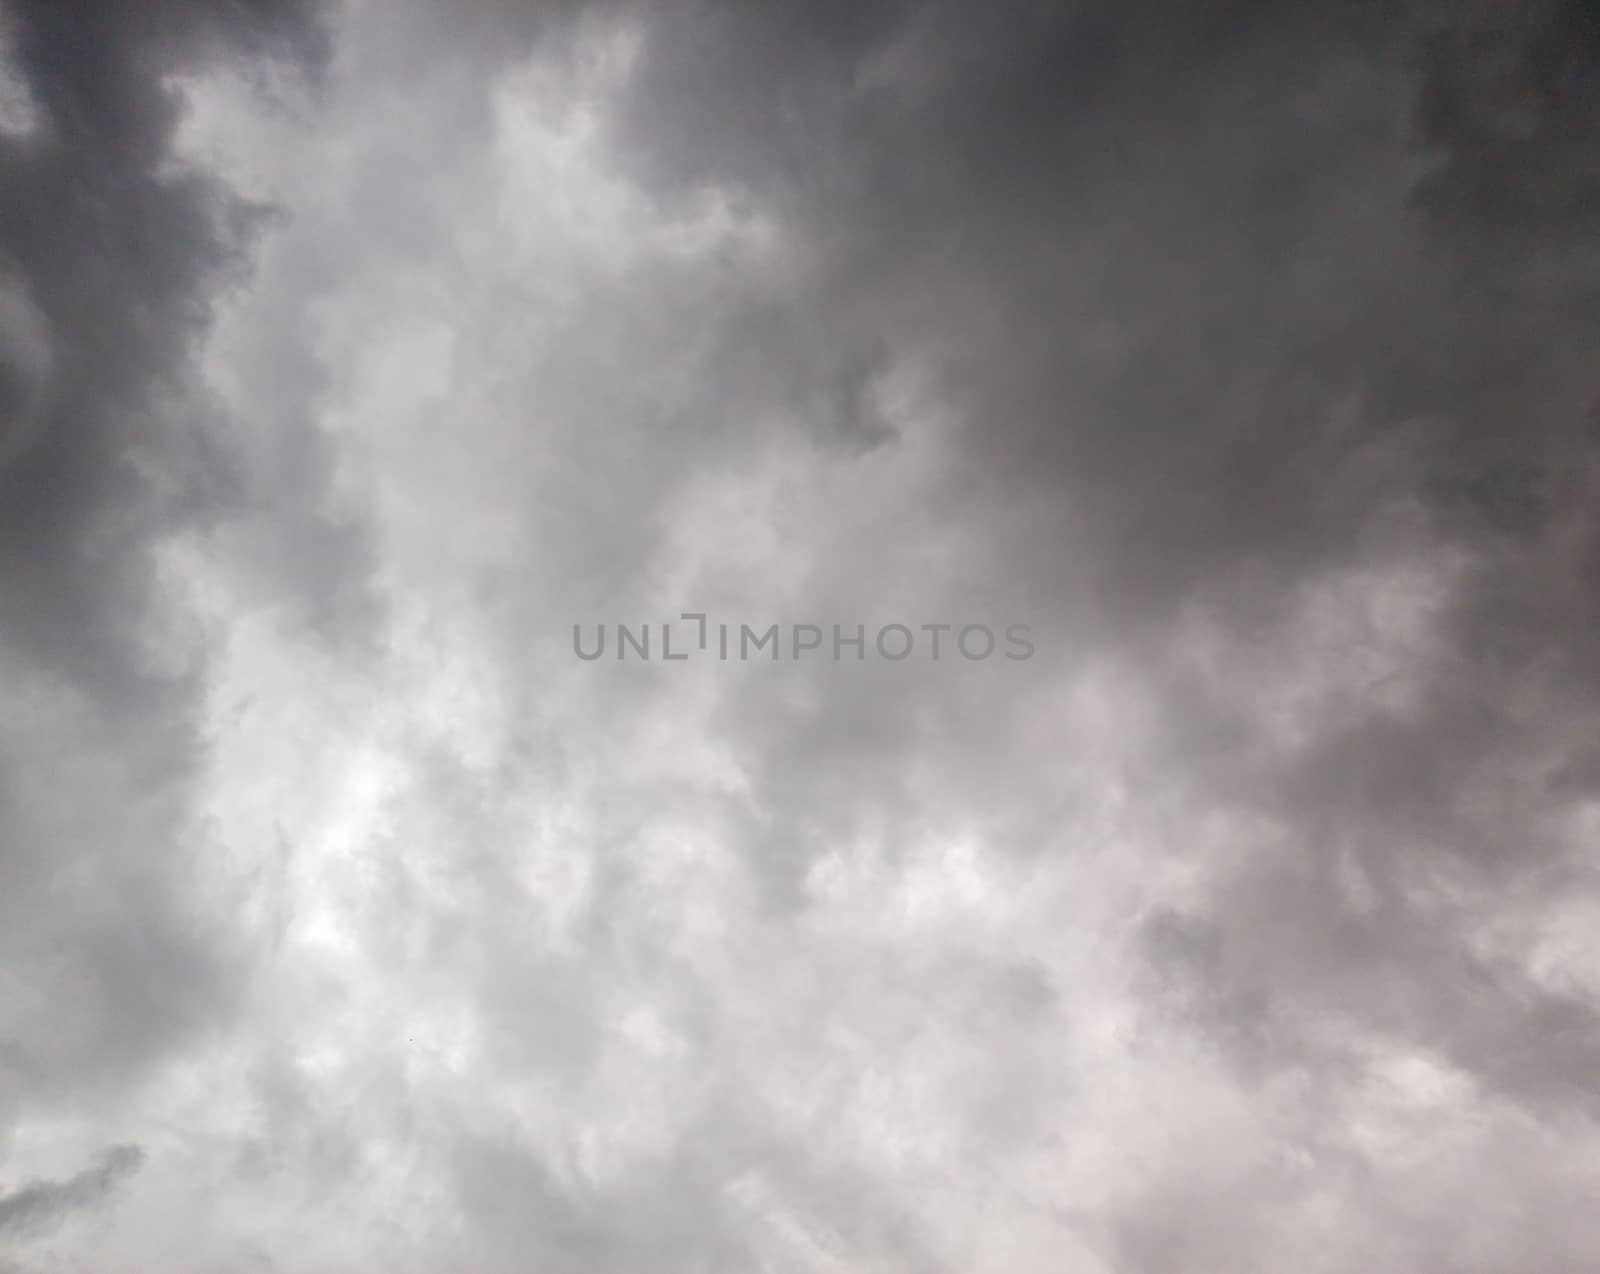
xmin=3 ymin=0 xmax=1599 ymax=1270
xmin=0 ymin=0 xmax=345 ymax=1149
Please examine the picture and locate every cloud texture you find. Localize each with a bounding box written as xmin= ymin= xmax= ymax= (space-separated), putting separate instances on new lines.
xmin=2 ymin=1 xmax=1599 ymax=1270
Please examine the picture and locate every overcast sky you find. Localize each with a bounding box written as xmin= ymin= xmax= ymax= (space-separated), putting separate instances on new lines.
xmin=3 ymin=1 xmax=1599 ymax=1270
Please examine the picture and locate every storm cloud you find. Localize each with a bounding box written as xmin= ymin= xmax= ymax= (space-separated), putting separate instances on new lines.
xmin=3 ymin=0 xmax=1599 ymax=1270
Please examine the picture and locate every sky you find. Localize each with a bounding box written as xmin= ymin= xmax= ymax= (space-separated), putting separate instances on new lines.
xmin=2 ymin=1 xmax=1599 ymax=1270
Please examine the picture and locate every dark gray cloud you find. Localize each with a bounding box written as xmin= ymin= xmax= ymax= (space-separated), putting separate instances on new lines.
xmin=0 ymin=1145 xmax=144 ymax=1238
xmin=3 ymin=0 xmax=1599 ymax=1269
xmin=592 ymin=0 xmax=1600 ymax=1092
xmin=0 ymin=0 xmax=356 ymax=1128
xmin=574 ymin=3 xmax=1600 ymax=1262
